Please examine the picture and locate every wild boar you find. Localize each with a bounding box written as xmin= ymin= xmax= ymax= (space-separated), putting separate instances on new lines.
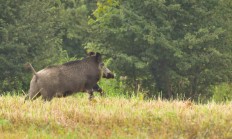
xmin=25 ymin=52 xmax=114 ymax=101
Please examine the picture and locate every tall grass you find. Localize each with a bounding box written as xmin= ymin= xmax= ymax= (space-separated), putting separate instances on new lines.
xmin=0 ymin=94 xmax=231 ymax=139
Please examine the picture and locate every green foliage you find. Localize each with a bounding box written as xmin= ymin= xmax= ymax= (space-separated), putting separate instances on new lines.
xmin=98 ymin=78 xmax=125 ymax=97
xmin=57 ymin=0 xmax=97 ymax=58
xmin=0 ymin=0 xmax=66 ymax=92
xmin=88 ymin=0 xmax=232 ymax=100
xmin=213 ymin=83 xmax=232 ymax=102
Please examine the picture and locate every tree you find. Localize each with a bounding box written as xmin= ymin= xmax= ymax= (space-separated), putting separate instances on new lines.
xmin=0 ymin=0 xmax=65 ymax=92
xmin=87 ymin=0 xmax=232 ymax=99
xmin=57 ymin=0 xmax=98 ymax=58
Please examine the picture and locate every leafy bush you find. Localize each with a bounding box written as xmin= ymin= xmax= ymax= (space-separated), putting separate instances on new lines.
xmin=212 ymin=83 xmax=232 ymax=102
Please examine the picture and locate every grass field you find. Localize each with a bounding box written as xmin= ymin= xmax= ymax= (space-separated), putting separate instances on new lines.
xmin=0 ymin=95 xmax=231 ymax=139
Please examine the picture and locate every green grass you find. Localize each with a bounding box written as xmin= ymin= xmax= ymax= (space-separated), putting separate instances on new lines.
xmin=0 ymin=95 xmax=231 ymax=139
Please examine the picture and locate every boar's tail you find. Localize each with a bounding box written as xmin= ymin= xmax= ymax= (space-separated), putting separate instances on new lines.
xmin=28 ymin=63 xmax=37 ymax=75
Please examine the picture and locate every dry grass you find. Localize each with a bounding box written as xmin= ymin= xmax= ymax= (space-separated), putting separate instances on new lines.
xmin=0 ymin=95 xmax=232 ymax=139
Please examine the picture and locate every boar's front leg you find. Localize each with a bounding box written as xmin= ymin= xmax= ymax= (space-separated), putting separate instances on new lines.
xmin=92 ymin=84 xmax=105 ymax=97
xmin=87 ymin=90 xmax=94 ymax=101
xmin=42 ymin=95 xmax=53 ymax=101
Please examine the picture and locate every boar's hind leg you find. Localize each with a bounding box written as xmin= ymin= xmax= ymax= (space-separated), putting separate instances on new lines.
xmin=41 ymin=91 xmax=55 ymax=101
xmin=25 ymin=89 xmax=41 ymax=101
xmin=24 ymin=95 xmax=30 ymax=103
xmin=42 ymin=95 xmax=53 ymax=101
xmin=42 ymin=96 xmax=53 ymax=101
xmin=24 ymin=95 xmax=29 ymax=101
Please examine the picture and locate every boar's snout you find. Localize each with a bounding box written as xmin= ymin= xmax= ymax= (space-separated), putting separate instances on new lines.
xmin=101 ymin=64 xmax=115 ymax=79
xmin=103 ymin=72 xmax=115 ymax=78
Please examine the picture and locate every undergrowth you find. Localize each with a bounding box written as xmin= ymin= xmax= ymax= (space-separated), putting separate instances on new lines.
xmin=0 ymin=95 xmax=231 ymax=139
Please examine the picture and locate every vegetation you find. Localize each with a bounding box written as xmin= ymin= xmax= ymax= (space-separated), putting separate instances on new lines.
xmin=0 ymin=95 xmax=231 ymax=138
xmin=0 ymin=1 xmax=232 ymax=99
xmin=88 ymin=0 xmax=232 ymax=100
xmin=1 ymin=1 xmax=231 ymax=138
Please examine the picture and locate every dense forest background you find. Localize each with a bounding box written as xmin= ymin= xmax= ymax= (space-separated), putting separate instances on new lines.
xmin=0 ymin=0 xmax=231 ymax=101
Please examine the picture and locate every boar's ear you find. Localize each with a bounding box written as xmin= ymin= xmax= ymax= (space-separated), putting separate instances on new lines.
xmin=96 ymin=52 xmax=102 ymax=63
xmin=88 ymin=52 xmax=95 ymax=56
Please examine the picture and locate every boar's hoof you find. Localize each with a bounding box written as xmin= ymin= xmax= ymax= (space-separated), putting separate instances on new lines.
xmin=90 ymin=98 xmax=97 ymax=103
xmin=88 ymin=91 xmax=94 ymax=101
